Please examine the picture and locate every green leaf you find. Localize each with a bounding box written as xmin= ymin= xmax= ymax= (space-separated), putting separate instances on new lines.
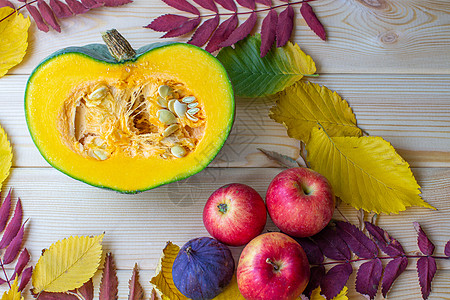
xmin=216 ymin=34 xmax=316 ymax=98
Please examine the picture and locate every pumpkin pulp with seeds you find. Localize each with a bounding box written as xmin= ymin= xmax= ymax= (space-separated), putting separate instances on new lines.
xmin=25 ymin=32 xmax=234 ymax=193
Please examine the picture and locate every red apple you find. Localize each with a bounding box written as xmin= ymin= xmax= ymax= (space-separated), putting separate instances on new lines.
xmin=237 ymin=232 xmax=310 ymax=300
xmin=203 ymin=183 xmax=267 ymax=246
xmin=266 ymin=167 xmax=335 ymax=237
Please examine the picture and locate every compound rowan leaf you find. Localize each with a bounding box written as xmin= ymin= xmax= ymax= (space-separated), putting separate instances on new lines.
xmin=214 ymin=0 xmax=236 ymax=11
xmin=217 ymin=34 xmax=316 ymax=97
xmin=162 ymin=17 xmax=200 ymax=38
xmin=355 ymin=258 xmax=382 ymax=299
xmin=0 ymin=199 xmax=23 ymax=249
xmin=413 ymin=222 xmax=435 ymax=256
xmin=3 ymin=221 xmax=26 ymax=264
xmin=162 ymin=0 xmax=199 ymax=15
xmin=188 ymin=15 xmax=219 ymax=47
xmin=382 ymin=257 xmax=408 ymax=297
xmin=276 ymin=5 xmax=294 ymax=47
xmin=270 ymin=82 xmax=361 ymax=144
xmin=146 ymin=14 xmax=190 ymax=32
xmin=235 ymin=0 xmax=254 ymax=9
xmin=320 ymin=263 xmax=352 ymax=300
xmin=313 ymin=227 xmax=351 ymax=261
xmin=294 ymin=237 xmax=323 ymax=264
xmin=99 ymin=253 xmax=118 ymax=300
xmin=0 ymin=189 xmax=12 ymax=233
xmin=417 ymin=256 xmax=436 ymax=300
xmin=205 ymin=14 xmax=237 ymax=52
xmin=32 ymin=234 xmax=104 ymax=293
xmin=64 ymin=0 xmax=89 ymax=15
xmin=310 ymin=286 xmax=348 ymax=300
xmin=219 ymin=12 xmax=257 ymax=48
xmin=128 ymin=264 xmax=144 ymax=300
xmin=102 ymin=0 xmax=132 ymax=6
xmin=192 ymin=0 xmax=217 ymax=12
xmin=335 ymin=221 xmax=377 ymax=259
xmin=37 ymin=0 xmax=61 ymax=32
xmin=300 ymin=2 xmax=326 ymax=40
xmin=365 ymin=222 xmax=405 ymax=256
xmin=1 ymin=277 xmax=23 ymax=300
xmin=306 ymin=126 xmax=435 ymax=214
xmin=445 ymin=240 xmax=450 ymax=257
xmin=48 ymin=0 xmax=72 ymax=18
xmin=303 ymin=265 xmax=325 ymax=298
xmin=0 ymin=0 xmax=14 ymax=8
xmin=260 ymin=9 xmax=277 ymax=57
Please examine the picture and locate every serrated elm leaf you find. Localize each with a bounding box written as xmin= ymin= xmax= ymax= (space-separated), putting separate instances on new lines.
xmin=65 ymin=0 xmax=89 ymax=15
xmin=49 ymin=0 xmax=73 ymax=18
xmin=382 ymin=257 xmax=408 ymax=297
xmin=0 ymin=189 xmax=12 ymax=233
xmin=162 ymin=17 xmax=201 ymax=38
xmin=414 ymin=222 xmax=435 ymax=256
xmin=26 ymin=4 xmax=49 ymax=32
xmin=19 ymin=266 xmax=32 ymax=292
xmin=146 ymin=14 xmax=190 ymax=31
xmin=445 ymin=240 xmax=450 ymax=257
xmin=365 ymin=222 xmax=405 ymax=257
xmin=417 ymin=256 xmax=436 ymax=300
xmin=276 ymin=5 xmax=294 ymax=47
xmin=162 ymin=0 xmax=199 ymax=15
xmin=37 ymin=0 xmax=61 ymax=32
xmin=80 ymin=0 xmax=102 ymax=9
xmin=214 ymin=0 xmax=236 ymax=11
xmin=260 ymin=9 xmax=277 ymax=57
xmin=355 ymin=258 xmax=382 ymax=299
xmin=205 ymin=14 xmax=237 ymax=52
xmin=236 ymin=0 xmax=254 ymax=9
xmin=255 ymin=0 xmax=270 ymax=6
xmin=192 ymin=0 xmax=217 ymax=12
xmin=128 ymin=264 xmax=144 ymax=300
xmin=188 ymin=15 xmax=219 ymax=47
xmin=219 ymin=12 xmax=257 ymax=48
xmin=335 ymin=221 xmax=378 ymax=259
xmin=320 ymin=263 xmax=352 ymax=300
xmin=0 ymin=0 xmax=15 ymax=8
xmin=3 ymin=221 xmax=26 ymax=264
xmin=294 ymin=237 xmax=323 ymax=264
xmin=303 ymin=265 xmax=325 ymax=298
xmin=102 ymin=0 xmax=132 ymax=6
xmin=12 ymin=249 xmax=30 ymax=280
xmin=99 ymin=253 xmax=118 ymax=300
xmin=0 ymin=198 xmax=22 ymax=249
xmin=77 ymin=279 xmax=94 ymax=300
xmin=313 ymin=227 xmax=351 ymax=261
xmin=300 ymin=2 xmax=326 ymax=40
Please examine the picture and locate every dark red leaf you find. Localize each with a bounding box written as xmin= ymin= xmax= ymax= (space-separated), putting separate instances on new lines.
xmin=0 ymin=199 xmax=23 ymax=249
xmin=413 ymin=222 xmax=435 ymax=256
xmin=192 ymin=0 xmax=217 ymax=12
xmin=205 ymin=14 xmax=238 ymax=52
xmin=260 ymin=9 xmax=277 ymax=57
xmin=99 ymin=253 xmax=118 ymax=300
xmin=128 ymin=263 xmax=144 ymax=300
xmin=365 ymin=222 xmax=405 ymax=257
xmin=188 ymin=15 xmax=219 ymax=47
xmin=382 ymin=256 xmax=408 ymax=297
xmin=146 ymin=14 xmax=190 ymax=32
xmin=219 ymin=11 xmax=257 ymax=48
xmin=3 ymin=221 xmax=26 ymax=264
xmin=313 ymin=227 xmax=351 ymax=261
xmin=77 ymin=279 xmax=94 ymax=300
xmin=320 ymin=263 xmax=352 ymax=300
xmin=80 ymin=0 xmax=102 ymax=9
xmin=276 ymin=5 xmax=294 ymax=47
xmin=417 ymin=256 xmax=436 ymax=300
xmin=445 ymin=240 xmax=450 ymax=257
xmin=255 ymin=0 xmax=270 ymax=6
xmin=235 ymin=0 xmax=254 ymax=9
xmin=0 ymin=189 xmax=12 ymax=233
xmin=37 ymin=0 xmax=61 ymax=32
xmin=335 ymin=221 xmax=378 ymax=259
xmin=294 ymin=237 xmax=323 ymax=264
xmin=300 ymin=2 xmax=326 ymax=40
xmin=102 ymin=0 xmax=132 ymax=7
xmin=12 ymin=249 xmax=30 ymax=280
xmin=49 ymin=0 xmax=73 ymax=18
xmin=0 ymin=278 xmax=6 ymax=285
xmin=162 ymin=17 xmax=201 ymax=38
xmin=18 ymin=266 xmax=32 ymax=292
xmin=214 ymin=0 xmax=236 ymax=11
xmin=162 ymin=0 xmax=199 ymax=15
xmin=31 ymin=290 xmax=77 ymax=299
xmin=303 ymin=265 xmax=325 ymax=298
xmin=0 ymin=0 xmax=14 ymax=8
xmin=65 ymin=0 xmax=89 ymax=14
xmin=355 ymin=258 xmax=382 ymax=299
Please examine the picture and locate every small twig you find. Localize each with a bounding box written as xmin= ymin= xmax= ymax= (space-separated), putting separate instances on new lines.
xmin=0 ymin=259 xmax=11 ymax=289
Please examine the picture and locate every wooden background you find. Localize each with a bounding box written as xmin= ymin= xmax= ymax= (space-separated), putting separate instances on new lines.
xmin=1 ymin=0 xmax=449 ymax=298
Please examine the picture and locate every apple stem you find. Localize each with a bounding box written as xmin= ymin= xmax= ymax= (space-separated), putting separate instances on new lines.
xmin=218 ymin=203 xmax=228 ymax=214
xmin=266 ymin=258 xmax=280 ymax=271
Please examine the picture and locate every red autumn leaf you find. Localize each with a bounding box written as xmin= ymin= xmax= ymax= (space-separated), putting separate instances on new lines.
xmin=294 ymin=237 xmax=323 ymax=264
xmin=3 ymin=221 xmax=26 ymax=264
xmin=102 ymin=0 xmax=132 ymax=7
xmin=255 ymin=0 xmax=270 ymax=6
xmin=192 ymin=0 xmax=217 ymax=12
xmin=162 ymin=17 xmax=201 ymax=38
xmin=162 ymin=0 xmax=200 ymax=15
xmin=188 ymin=15 xmax=219 ymax=47
xmin=219 ymin=11 xmax=257 ymax=48
xmin=300 ymin=2 xmax=326 ymax=40
xmin=146 ymin=14 xmax=190 ymax=32
xmin=313 ymin=226 xmax=351 ymax=261
xmin=0 ymin=278 xmax=6 ymax=285
xmin=260 ymin=9 xmax=277 ymax=57
xmin=0 ymin=199 xmax=22 ymax=249
xmin=37 ymin=0 xmax=61 ymax=32
xmin=80 ymin=0 xmax=102 ymax=9
xmin=414 ymin=222 xmax=435 ymax=256
xmin=0 ymin=0 xmax=14 ymax=8
xmin=205 ymin=14 xmax=237 ymax=52
xmin=77 ymin=279 xmax=94 ymax=300
xmin=236 ymin=0 xmax=254 ymax=9
xmin=382 ymin=256 xmax=408 ymax=297
xmin=99 ymin=253 xmax=119 ymax=300
xmin=0 ymin=189 xmax=12 ymax=233
xmin=214 ymin=0 xmax=236 ymax=11
xmin=417 ymin=256 xmax=437 ymax=300
xmin=49 ymin=0 xmax=73 ymax=18
xmin=19 ymin=266 xmax=32 ymax=292
xmin=365 ymin=222 xmax=405 ymax=257
xmin=445 ymin=240 xmax=450 ymax=257
xmin=276 ymin=5 xmax=294 ymax=47
xmin=303 ymin=265 xmax=325 ymax=298
xmin=65 ymin=0 xmax=89 ymax=14
xmin=320 ymin=263 xmax=353 ymax=299
xmin=128 ymin=263 xmax=144 ymax=300
xmin=335 ymin=221 xmax=378 ymax=259
xmin=12 ymin=248 xmax=30 ymax=280
xmin=355 ymin=258 xmax=383 ymax=299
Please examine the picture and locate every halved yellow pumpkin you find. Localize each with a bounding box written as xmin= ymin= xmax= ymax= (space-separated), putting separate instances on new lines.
xmin=25 ymin=30 xmax=234 ymax=193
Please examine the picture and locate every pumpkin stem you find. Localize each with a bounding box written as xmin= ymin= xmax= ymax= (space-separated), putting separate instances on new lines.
xmin=102 ymin=29 xmax=136 ymax=62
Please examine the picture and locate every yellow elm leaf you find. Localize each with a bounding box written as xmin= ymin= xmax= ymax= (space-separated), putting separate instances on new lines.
xmin=212 ymin=275 xmax=245 ymax=300
xmin=32 ymin=234 xmax=104 ymax=293
xmin=0 ymin=7 xmax=30 ymax=78
xmin=306 ymin=126 xmax=435 ymax=214
xmin=150 ymin=242 xmax=187 ymax=300
xmin=308 ymin=286 xmax=348 ymax=300
xmin=270 ymin=81 xmax=362 ymax=144
xmin=0 ymin=124 xmax=12 ymax=187
xmin=1 ymin=277 xmax=23 ymax=300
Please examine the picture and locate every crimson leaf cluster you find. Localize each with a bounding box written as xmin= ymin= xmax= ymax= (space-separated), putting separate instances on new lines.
xmin=147 ymin=0 xmax=326 ymax=57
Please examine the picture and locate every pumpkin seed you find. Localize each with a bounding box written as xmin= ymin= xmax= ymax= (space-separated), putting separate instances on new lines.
xmin=88 ymin=86 xmax=108 ymax=101
xmin=171 ymin=145 xmax=186 ymax=158
xmin=158 ymin=85 xmax=172 ymax=98
xmin=187 ymin=102 xmax=198 ymax=109
xmin=185 ymin=112 xmax=199 ymax=122
xmin=163 ymin=124 xmax=179 ymax=137
xmin=174 ymin=100 xmax=187 ymax=118
xmin=187 ymin=107 xmax=200 ymax=115
xmin=182 ymin=96 xmax=196 ymax=104
xmin=93 ymin=137 xmax=105 ymax=147
xmin=168 ymin=99 xmax=176 ymax=113
xmin=157 ymin=96 xmax=168 ymax=108
xmin=93 ymin=149 xmax=109 ymax=160
xmin=158 ymin=109 xmax=177 ymax=125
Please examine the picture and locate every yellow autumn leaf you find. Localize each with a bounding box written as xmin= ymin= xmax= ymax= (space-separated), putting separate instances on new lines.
xmin=306 ymin=126 xmax=435 ymax=214
xmin=1 ymin=277 xmax=23 ymax=300
xmin=309 ymin=286 xmax=348 ymax=300
xmin=270 ymin=81 xmax=362 ymax=144
xmin=32 ymin=234 xmax=104 ymax=293
xmin=212 ymin=275 xmax=245 ymax=300
xmin=0 ymin=7 xmax=30 ymax=78
xmin=0 ymin=124 xmax=12 ymax=187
